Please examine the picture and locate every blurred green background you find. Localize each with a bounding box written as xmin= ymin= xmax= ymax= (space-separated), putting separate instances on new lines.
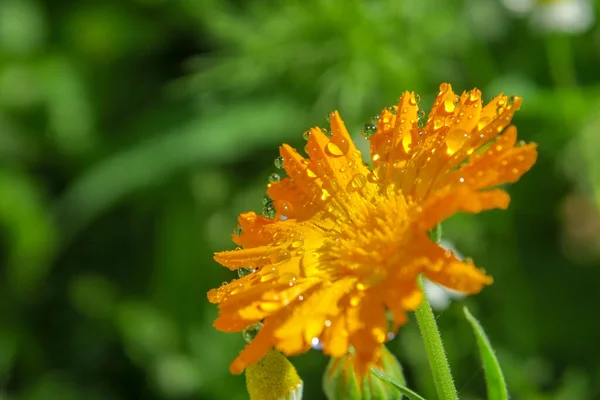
xmin=1 ymin=0 xmax=600 ymax=399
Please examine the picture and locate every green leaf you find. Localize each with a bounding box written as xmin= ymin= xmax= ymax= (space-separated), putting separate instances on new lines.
xmin=463 ymin=307 xmax=509 ymax=400
xmin=428 ymin=223 xmax=442 ymax=243
xmin=371 ymin=368 xmax=428 ymax=400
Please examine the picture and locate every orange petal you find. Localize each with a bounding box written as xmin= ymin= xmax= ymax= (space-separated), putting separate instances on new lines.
xmin=420 ymin=241 xmax=493 ymax=294
xmin=416 ymin=186 xmax=511 ymax=231
xmin=229 ymin=317 xmax=281 ymax=374
xmin=267 ymin=178 xmax=319 ymax=220
xmin=371 ymin=92 xmax=421 ymax=185
xmin=232 ymin=212 xmax=278 ymax=248
xmin=274 ymin=277 xmax=356 ymax=355
xmin=439 ymin=127 xmax=538 ymax=190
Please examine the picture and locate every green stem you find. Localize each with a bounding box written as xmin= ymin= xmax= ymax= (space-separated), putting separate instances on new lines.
xmin=414 ymin=276 xmax=458 ymax=400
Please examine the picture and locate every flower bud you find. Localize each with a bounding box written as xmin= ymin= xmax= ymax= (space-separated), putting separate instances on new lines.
xmin=323 ymin=345 xmax=405 ymax=400
xmin=245 ymin=349 xmax=303 ymax=400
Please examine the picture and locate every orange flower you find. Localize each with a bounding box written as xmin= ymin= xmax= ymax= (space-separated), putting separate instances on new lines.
xmin=208 ymin=83 xmax=537 ymax=376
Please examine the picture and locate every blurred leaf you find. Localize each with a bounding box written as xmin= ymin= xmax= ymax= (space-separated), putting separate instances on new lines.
xmin=153 ymin=353 xmax=202 ymax=398
xmin=0 ymin=0 xmax=46 ymax=56
xmin=464 ymin=307 xmax=508 ymax=400
xmin=115 ymin=300 xmax=179 ymax=363
xmin=37 ymin=55 xmax=96 ymax=155
xmin=0 ymin=328 xmax=19 ymax=381
xmin=56 ymin=99 xmax=302 ymax=240
xmin=68 ymin=274 xmax=118 ymax=320
xmin=0 ymin=168 xmax=57 ymax=296
xmin=0 ymin=63 xmax=42 ymax=109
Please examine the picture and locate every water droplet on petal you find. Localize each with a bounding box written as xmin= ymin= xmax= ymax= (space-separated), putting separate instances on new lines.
xmin=274 ymin=156 xmax=284 ymax=169
xmin=303 ymin=131 xmax=310 ymax=140
xmin=311 ymin=337 xmax=323 ymax=350
xmin=469 ymin=90 xmax=481 ymax=102
xmin=446 ymin=129 xmax=469 ymax=155
xmin=268 ymin=173 xmax=281 ymax=183
xmin=443 ymin=99 xmax=456 ymax=113
xmin=361 ymin=124 xmax=377 ymax=139
xmin=243 ymin=323 xmax=262 ymax=343
xmin=321 ymin=127 xmax=332 ymax=138
xmin=262 ymin=203 xmax=277 ymax=219
xmin=233 ymin=226 xmax=243 ymax=236
xmin=290 ymin=238 xmax=304 ymax=249
xmin=433 ymin=116 xmax=445 ymax=130
xmin=238 ymin=267 xmax=255 ymax=277
xmin=477 ymin=117 xmax=491 ymax=131
xmin=326 ymin=142 xmax=344 ymax=157
xmin=321 ymin=180 xmax=338 ymax=197
xmin=350 ymin=173 xmax=367 ymax=190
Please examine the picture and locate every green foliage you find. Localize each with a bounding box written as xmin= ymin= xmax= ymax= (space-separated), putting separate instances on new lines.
xmin=464 ymin=307 xmax=508 ymax=400
xmin=1 ymin=0 xmax=599 ymax=399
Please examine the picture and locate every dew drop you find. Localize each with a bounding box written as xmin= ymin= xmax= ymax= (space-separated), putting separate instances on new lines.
xmin=274 ymin=156 xmax=284 ymax=169
xmin=306 ymin=169 xmax=317 ymax=179
xmin=268 ymin=173 xmax=281 ymax=183
xmin=243 ymin=323 xmax=262 ymax=343
xmin=303 ymin=131 xmax=310 ymax=140
xmin=237 ymin=267 xmax=255 ymax=278
xmin=262 ymin=204 xmax=277 ymax=219
xmin=443 ymin=99 xmax=456 ymax=113
xmin=477 ymin=117 xmax=491 ymax=131
xmin=439 ymin=82 xmax=449 ymax=93
xmin=326 ymin=142 xmax=344 ymax=157
xmin=321 ymin=127 xmax=332 ymax=138
xmin=361 ymin=124 xmax=377 ymax=139
xmin=324 ymin=320 xmax=332 ymax=327
xmin=311 ymin=337 xmax=323 ymax=350
xmin=350 ymin=173 xmax=367 ymax=190
xmin=445 ymin=130 xmax=469 ymax=155
xmin=433 ymin=116 xmax=445 ymax=130
xmin=469 ymin=90 xmax=481 ymax=102
xmin=290 ymin=238 xmax=304 ymax=249
xmin=324 ymin=178 xmax=340 ymax=195
xmin=263 ymin=194 xmax=272 ymax=206
xmin=386 ymin=105 xmax=397 ymax=115
xmin=233 ymin=226 xmax=243 ymax=236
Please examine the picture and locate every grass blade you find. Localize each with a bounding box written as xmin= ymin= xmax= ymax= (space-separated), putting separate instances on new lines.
xmin=371 ymin=368 xmax=429 ymax=400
